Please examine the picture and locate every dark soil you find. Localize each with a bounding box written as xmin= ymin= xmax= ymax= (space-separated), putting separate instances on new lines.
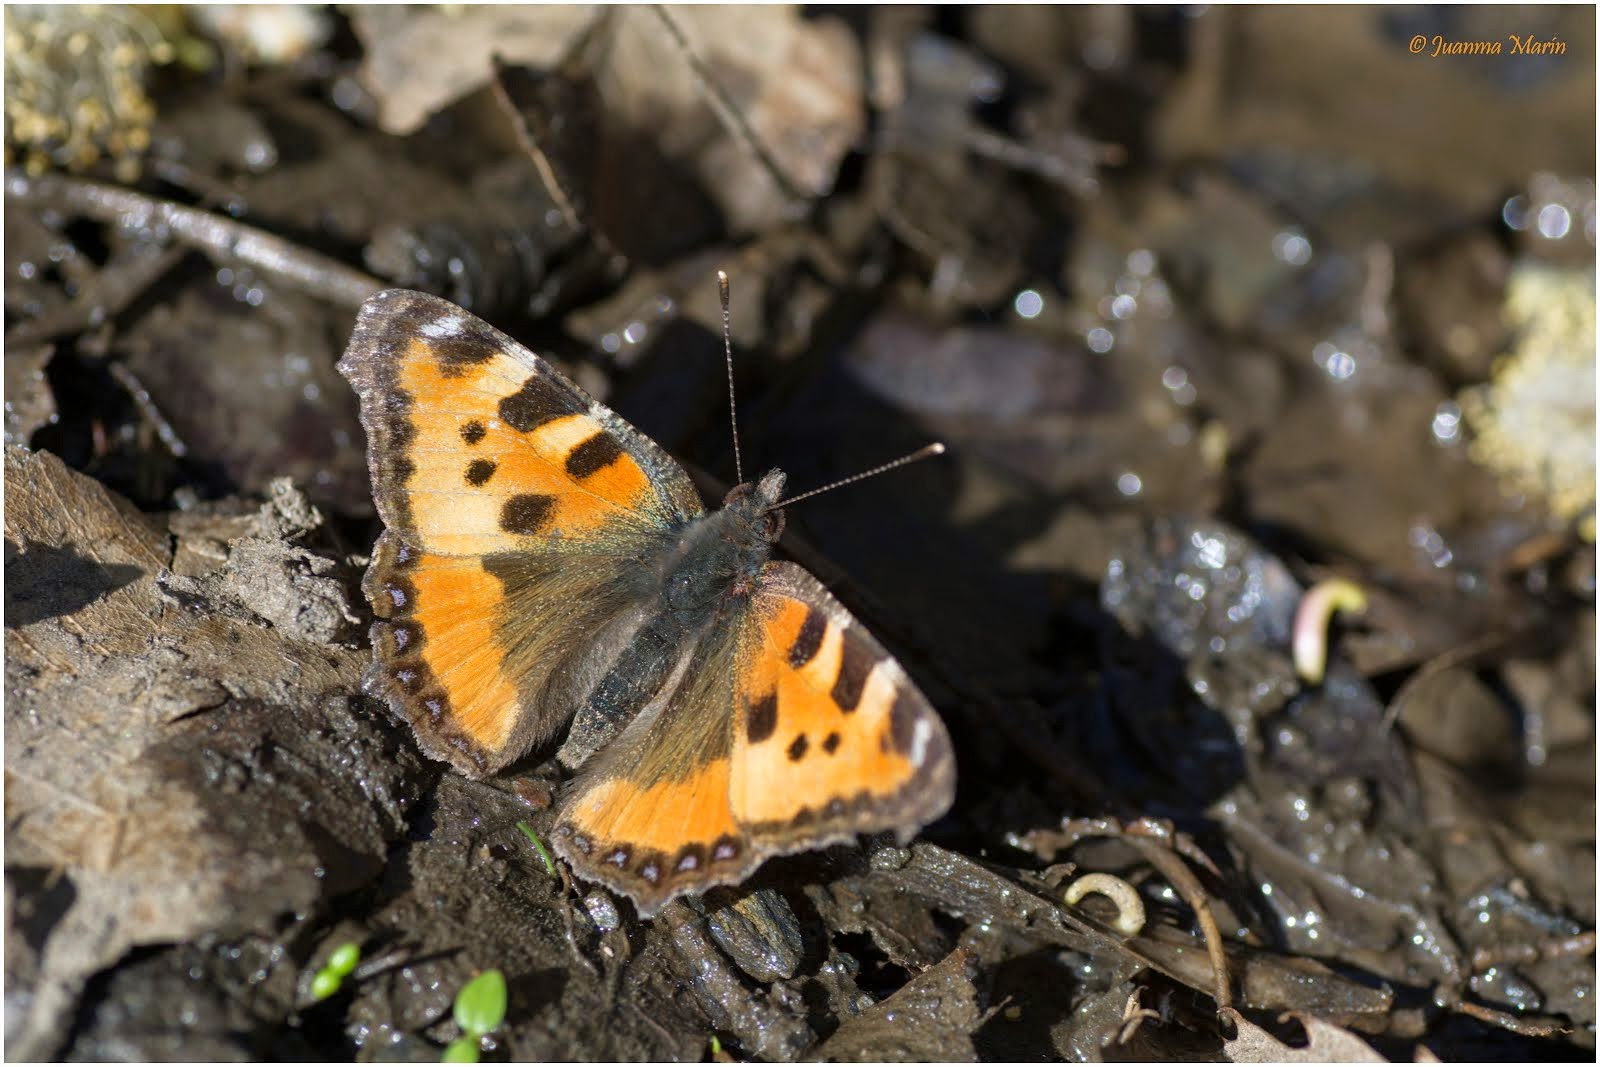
xmin=5 ymin=6 xmax=1594 ymax=1062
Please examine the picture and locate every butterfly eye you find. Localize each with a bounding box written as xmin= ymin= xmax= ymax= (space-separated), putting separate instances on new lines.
xmin=760 ymin=510 xmax=785 ymax=542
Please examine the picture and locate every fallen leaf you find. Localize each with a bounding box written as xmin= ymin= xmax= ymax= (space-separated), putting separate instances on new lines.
xmin=1224 ymin=1009 xmax=1388 ymax=1063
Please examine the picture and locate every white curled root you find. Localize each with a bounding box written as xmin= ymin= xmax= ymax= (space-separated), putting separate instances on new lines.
xmin=1063 ymin=872 xmax=1147 ymax=936
xmin=1293 ymin=577 xmax=1368 ymax=685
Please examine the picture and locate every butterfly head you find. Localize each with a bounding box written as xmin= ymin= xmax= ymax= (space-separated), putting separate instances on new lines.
xmin=722 ymin=468 xmax=786 ymax=544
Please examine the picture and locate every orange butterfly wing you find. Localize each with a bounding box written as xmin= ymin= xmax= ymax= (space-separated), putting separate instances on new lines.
xmin=552 ymin=562 xmax=954 ymax=916
xmin=729 ymin=564 xmax=954 ymax=845
xmin=339 ymin=289 xmax=702 ymax=775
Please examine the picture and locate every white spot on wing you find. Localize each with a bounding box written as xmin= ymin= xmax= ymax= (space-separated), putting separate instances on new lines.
xmin=911 ymin=719 xmax=932 ymax=765
xmin=419 ymin=314 xmax=465 ymax=340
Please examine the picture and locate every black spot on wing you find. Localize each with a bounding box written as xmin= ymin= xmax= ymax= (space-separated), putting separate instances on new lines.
xmin=746 ymin=691 xmax=778 ymax=744
xmin=566 ymin=431 xmax=624 ymax=478
xmin=822 ymin=732 xmax=841 ymax=754
xmin=831 ymin=634 xmax=874 ymax=712
xmin=786 ymin=733 xmax=809 ymax=761
xmin=501 ymin=494 xmax=556 ymax=534
xmin=788 ymin=607 xmax=826 ymax=668
xmin=465 ymin=459 xmax=497 ymax=486
xmin=460 ymin=420 xmax=487 ymax=444
xmin=431 ymin=333 xmax=497 ymax=373
xmin=499 ymin=374 xmax=574 ymax=432
xmin=889 ymin=691 xmax=918 ymax=755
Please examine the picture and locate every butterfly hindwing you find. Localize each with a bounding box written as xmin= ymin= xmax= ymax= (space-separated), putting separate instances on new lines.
xmin=551 ymin=562 xmax=954 ymax=917
xmin=339 ymin=289 xmax=703 ymax=775
xmin=730 ymin=563 xmax=955 ymax=848
xmin=550 ymin=631 xmax=752 ymax=912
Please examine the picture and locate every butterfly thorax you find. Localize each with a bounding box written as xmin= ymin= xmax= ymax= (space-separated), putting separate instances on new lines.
xmin=556 ymin=470 xmax=786 ymax=769
xmin=660 ymin=469 xmax=786 ymax=621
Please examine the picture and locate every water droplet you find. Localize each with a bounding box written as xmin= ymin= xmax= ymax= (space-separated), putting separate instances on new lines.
xmin=1272 ymin=229 xmax=1313 ymax=266
xmin=1537 ymin=203 xmax=1572 ymax=240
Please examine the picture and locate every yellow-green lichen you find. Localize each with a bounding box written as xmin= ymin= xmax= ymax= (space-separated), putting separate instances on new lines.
xmin=3 ymin=5 xmax=201 ymax=180
xmin=1460 ymin=261 xmax=1596 ymax=539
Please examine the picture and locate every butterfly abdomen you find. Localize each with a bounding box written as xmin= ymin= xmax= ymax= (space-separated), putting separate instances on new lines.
xmin=557 ymin=503 xmax=771 ymax=769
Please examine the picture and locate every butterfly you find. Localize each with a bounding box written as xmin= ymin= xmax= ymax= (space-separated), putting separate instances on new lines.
xmin=338 ymin=288 xmax=954 ymax=917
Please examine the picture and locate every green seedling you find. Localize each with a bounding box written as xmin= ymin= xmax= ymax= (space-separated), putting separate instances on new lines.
xmin=454 ymin=968 xmax=507 ymax=1034
xmin=443 ymin=968 xmax=508 ymax=1063
xmin=310 ymin=941 xmax=363 ymax=1001
xmin=310 ymin=969 xmax=343 ymax=1002
xmin=326 ymin=941 xmax=361 ymax=977
xmin=516 ymin=822 xmax=558 ymax=879
xmin=442 ymin=1036 xmax=481 ymax=1063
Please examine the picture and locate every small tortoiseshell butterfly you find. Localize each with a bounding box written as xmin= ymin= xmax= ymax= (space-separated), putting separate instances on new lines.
xmin=338 ymin=288 xmax=954 ymax=916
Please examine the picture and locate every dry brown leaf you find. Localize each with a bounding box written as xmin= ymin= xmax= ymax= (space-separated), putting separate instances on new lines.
xmin=355 ymin=5 xmax=862 ymax=234
xmin=1224 ymin=1009 xmax=1389 ymax=1063
xmin=353 ymin=5 xmax=600 ymax=135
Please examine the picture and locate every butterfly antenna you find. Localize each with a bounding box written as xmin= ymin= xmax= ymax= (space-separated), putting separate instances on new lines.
xmin=719 ymin=270 xmax=745 ymax=486
xmin=766 ymin=443 xmax=947 ymax=511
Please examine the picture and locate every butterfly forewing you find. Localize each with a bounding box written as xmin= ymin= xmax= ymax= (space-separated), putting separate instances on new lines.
xmin=339 ymin=289 xmax=701 ymax=774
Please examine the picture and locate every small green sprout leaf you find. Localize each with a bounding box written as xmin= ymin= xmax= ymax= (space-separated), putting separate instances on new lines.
xmin=310 ymin=969 xmax=342 ymax=1002
xmin=516 ymin=822 xmax=558 ymax=878
xmin=453 ymin=968 xmax=507 ymax=1038
xmin=326 ymin=941 xmax=361 ymax=978
xmin=709 ymin=1033 xmax=723 ymax=1056
xmin=441 ymin=1036 xmax=481 ymax=1063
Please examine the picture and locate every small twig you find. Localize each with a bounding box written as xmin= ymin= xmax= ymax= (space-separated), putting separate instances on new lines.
xmin=1127 ymin=836 xmax=1233 ymax=1021
xmin=6 ymin=241 xmax=187 ymax=347
xmin=1047 ymin=815 xmax=1224 ymax=881
xmin=107 ymin=362 xmax=189 ymax=458
xmin=6 ymin=169 xmax=383 ymax=308
xmin=1116 ymin=987 xmax=1162 ymax=1045
xmin=647 ymin=5 xmax=809 ymax=207
xmin=1011 ymin=815 xmax=1234 ymax=1018
xmin=350 ymin=943 xmax=419 ymax=982
xmin=1119 ymin=817 xmax=1226 ymax=881
xmin=488 ymin=56 xmax=590 ymax=242
xmin=1453 ymin=998 xmax=1570 ymax=1039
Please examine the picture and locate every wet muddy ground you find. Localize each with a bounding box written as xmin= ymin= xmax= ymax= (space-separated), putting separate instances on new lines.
xmin=4 ymin=6 xmax=1595 ymax=1062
